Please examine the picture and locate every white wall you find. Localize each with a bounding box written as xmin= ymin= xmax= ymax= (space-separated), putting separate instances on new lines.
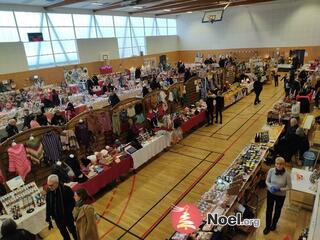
xmin=177 ymin=0 xmax=320 ymax=50
xmin=146 ymin=36 xmax=179 ymax=55
xmin=77 ymin=38 xmax=119 ymax=63
xmin=0 ymin=42 xmax=28 ymax=74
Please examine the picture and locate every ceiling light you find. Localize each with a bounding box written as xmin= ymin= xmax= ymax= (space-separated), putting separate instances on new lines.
xmin=187 ymin=11 xmax=193 ymax=13
xmin=163 ymin=9 xmax=171 ymax=12
xmin=133 ymin=6 xmax=143 ymax=9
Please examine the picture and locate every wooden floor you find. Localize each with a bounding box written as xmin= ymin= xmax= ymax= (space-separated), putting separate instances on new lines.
xmin=42 ymin=83 xmax=313 ymax=240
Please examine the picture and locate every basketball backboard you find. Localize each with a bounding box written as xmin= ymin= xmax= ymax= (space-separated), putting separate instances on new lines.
xmin=202 ymin=10 xmax=224 ymax=23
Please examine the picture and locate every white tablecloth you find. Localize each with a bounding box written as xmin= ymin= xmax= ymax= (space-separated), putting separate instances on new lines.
xmin=0 ymin=205 xmax=47 ymax=236
xmin=130 ymin=133 xmax=171 ymax=169
xmin=291 ymin=168 xmax=316 ymax=195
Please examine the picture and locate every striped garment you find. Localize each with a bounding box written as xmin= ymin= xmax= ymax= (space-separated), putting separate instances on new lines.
xmin=42 ymin=131 xmax=62 ymax=163
xmin=8 ymin=144 xmax=31 ymax=180
xmin=25 ymin=138 xmax=44 ymax=164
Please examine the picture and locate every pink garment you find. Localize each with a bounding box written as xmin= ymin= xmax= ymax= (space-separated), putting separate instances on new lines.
xmin=8 ymin=144 xmax=31 ymax=180
xmin=30 ymin=120 xmax=40 ymax=128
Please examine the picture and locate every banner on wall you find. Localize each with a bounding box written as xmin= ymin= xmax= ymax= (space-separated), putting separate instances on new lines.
xmin=64 ymin=67 xmax=89 ymax=84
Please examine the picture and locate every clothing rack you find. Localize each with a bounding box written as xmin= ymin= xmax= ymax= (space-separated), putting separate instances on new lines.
xmin=0 ymin=126 xmax=62 ymax=186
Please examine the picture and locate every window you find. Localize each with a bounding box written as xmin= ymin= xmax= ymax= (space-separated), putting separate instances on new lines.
xmin=47 ymin=13 xmax=73 ymax=26
xmin=75 ymin=27 xmax=96 ymax=39
xmin=24 ymin=42 xmax=52 ymax=56
xmin=132 ymin=27 xmax=144 ymax=37
xmin=114 ymin=16 xmax=128 ymax=27
xmin=95 ymin=15 xmax=114 ymax=27
xmin=7 ymin=11 xmax=178 ymax=63
xmin=96 ymin=27 xmax=114 ymax=38
xmin=0 ymin=11 xmax=16 ymax=26
xmin=19 ymin=27 xmax=50 ymax=42
xmin=167 ymin=18 xmax=177 ymax=35
xmin=119 ymin=48 xmax=133 ymax=58
xmin=117 ymin=38 xmax=132 ymax=48
xmin=95 ymin=15 xmax=114 ymax=38
xmin=51 ymin=40 xmax=77 ymax=54
xmin=15 ymin=12 xmax=47 ymax=27
xmin=130 ymin=17 xmax=143 ymax=27
xmin=167 ymin=19 xmax=177 ymax=28
xmin=73 ymin=14 xmax=96 ymax=39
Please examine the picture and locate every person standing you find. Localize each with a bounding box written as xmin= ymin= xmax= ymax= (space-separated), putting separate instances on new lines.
xmin=314 ymin=78 xmax=320 ymax=108
xmin=215 ymin=91 xmax=224 ymax=124
xmin=73 ymin=189 xmax=99 ymax=240
xmin=281 ymin=74 xmax=290 ymax=97
xmin=205 ymin=90 xmax=215 ymax=125
xmin=46 ymin=174 xmax=78 ymax=240
xmin=272 ymin=70 xmax=280 ymax=87
xmin=253 ymin=76 xmax=263 ymax=105
xmin=264 ymin=157 xmax=291 ymax=235
xmin=5 ymin=118 xmax=19 ymax=138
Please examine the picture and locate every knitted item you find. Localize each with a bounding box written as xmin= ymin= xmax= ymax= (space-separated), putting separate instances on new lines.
xmin=8 ymin=144 xmax=31 ymax=180
xmin=60 ymin=129 xmax=80 ymax=151
xmin=25 ymin=138 xmax=44 ymax=164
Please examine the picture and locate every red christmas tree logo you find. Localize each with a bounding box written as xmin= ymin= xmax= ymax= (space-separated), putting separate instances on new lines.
xmin=171 ymin=203 xmax=202 ymax=234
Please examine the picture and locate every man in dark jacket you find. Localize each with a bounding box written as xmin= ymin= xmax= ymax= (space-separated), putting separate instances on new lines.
xmin=253 ymin=77 xmax=263 ymax=105
xmin=205 ymin=90 xmax=215 ymax=125
xmin=22 ymin=109 xmax=32 ymax=129
xmin=5 ymin=118 xmax=19 ymax=138
xmin=46 ymin=174 xmax=77 ymax=240
xmin=215 ymin=91 xmax=224 ymax=124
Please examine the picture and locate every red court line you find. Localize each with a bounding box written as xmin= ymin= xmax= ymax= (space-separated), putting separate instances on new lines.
xmin=140 ymin=154 xmax=224 ymax=239
xmin=140 ymin=92 xmax=284 ymax=238
xmin=99 ymin=175 xmax=136 ymax=239
xmin=97 ymin=188 xmax=117 ymax=224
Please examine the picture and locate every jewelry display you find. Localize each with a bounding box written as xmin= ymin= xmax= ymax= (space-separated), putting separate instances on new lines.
xmin=0 ymin=182 xmax=43 ymax=218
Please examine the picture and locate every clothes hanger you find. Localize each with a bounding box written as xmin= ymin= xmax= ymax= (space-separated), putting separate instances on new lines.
xmin=12 ymin=140 xmax=17 ymax=146
xmin=29 ymin=134 xmax=34 ymax=140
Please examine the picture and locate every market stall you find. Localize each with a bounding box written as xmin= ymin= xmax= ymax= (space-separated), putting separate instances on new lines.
xmin=129 ymin=131 xmax=171 ymax=169
xmin=223 ymin=85 xmax=248 ymax=108
xmin=0 ymin=126 xmax=63 ymax=186
xmin=0 ymin=180 xmax=46 ymax=236
xmin=184 ymin=76 xmax=202 ymax=106
xmin=71 ymin=153 xmax=133 ymax=196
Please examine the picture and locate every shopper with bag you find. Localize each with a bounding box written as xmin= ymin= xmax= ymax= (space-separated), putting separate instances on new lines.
xmin=73 ymin=188 xmax=99 ymax=240
xmin=264 ymin=157 xmax=291 ymax=235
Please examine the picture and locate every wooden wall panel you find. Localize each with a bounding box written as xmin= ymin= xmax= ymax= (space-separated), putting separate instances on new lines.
xmin=0 ymin=51 xmax=180 ymax=89
xmin=178 ymin=46 xmax=320 ymax=63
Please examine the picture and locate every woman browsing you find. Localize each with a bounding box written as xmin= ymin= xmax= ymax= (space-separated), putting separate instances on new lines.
xmin=264 ymin=157 xmax=292 ymax=235
xmin=73 ymin=188 xmax=99 ymax=240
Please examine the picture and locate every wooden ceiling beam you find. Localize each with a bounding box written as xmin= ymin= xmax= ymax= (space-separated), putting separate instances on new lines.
xmin=44 ymin=0 xmax=88 ymax=9
xmin=132 ymin=0 xmax=199 ymax=11
xmin=132 ymin=0 xmax=220 ymax=14
xmin=156 ymin=3 xmax=226 ymax=16
xmin=94 ymin=0 xmax=164 ymax=12
xmin=156 ymin=0 xmax=274 ymax=16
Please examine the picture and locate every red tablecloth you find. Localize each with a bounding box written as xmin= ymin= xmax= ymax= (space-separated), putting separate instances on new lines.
xmin=93 ymin=89 xmax=103 ymax=96
xmin=180 ymin=111 xmax=206 ymax=133
xmin=44 ymin=104 xmax=87 ymax=122
xmin=72 ymin=154 xmax=133 ymax=196
xmin=296 ymin=91 xmax=313 ymax=102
